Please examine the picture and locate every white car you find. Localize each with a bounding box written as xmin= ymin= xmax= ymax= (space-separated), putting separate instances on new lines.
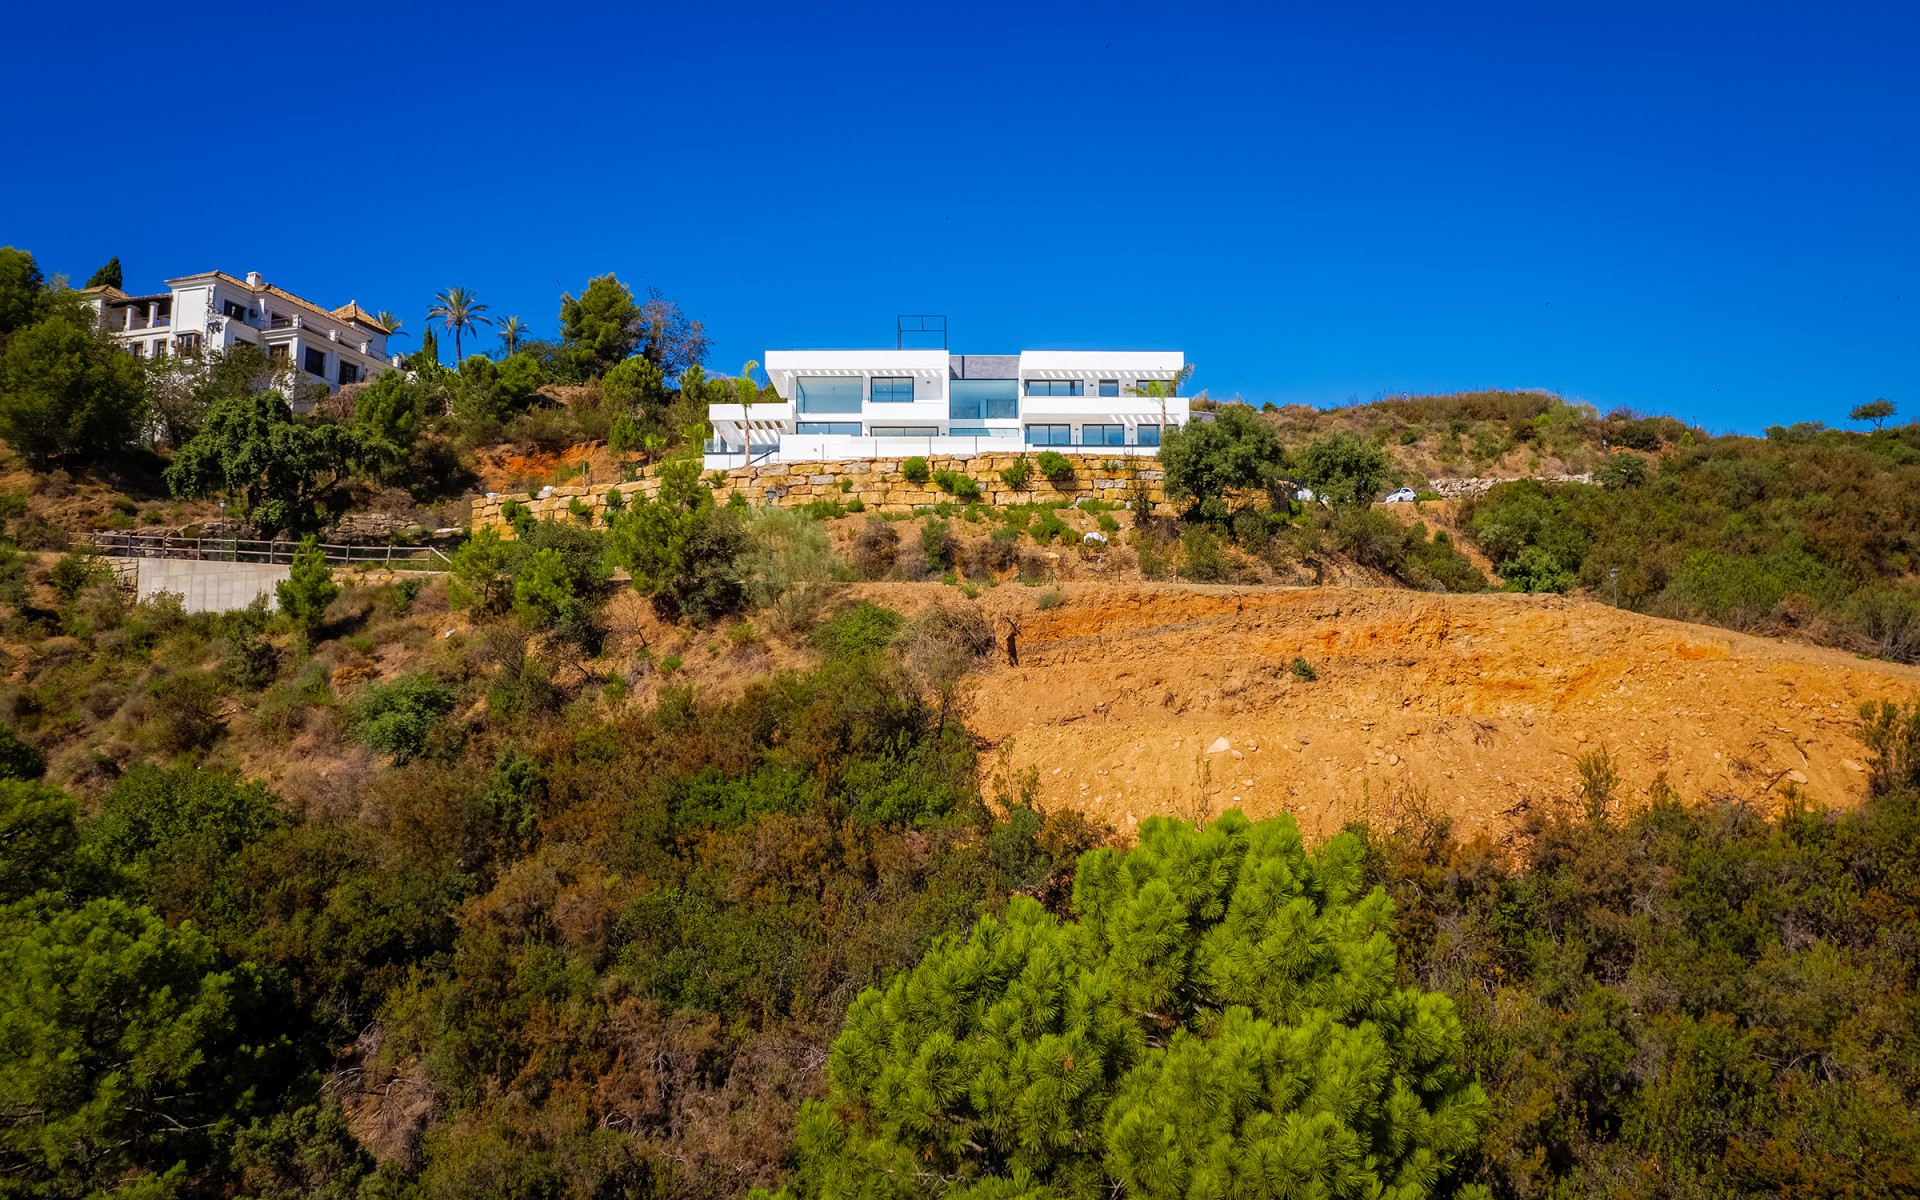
xmin=1382 ymin=487 xmax=1419 ymax=504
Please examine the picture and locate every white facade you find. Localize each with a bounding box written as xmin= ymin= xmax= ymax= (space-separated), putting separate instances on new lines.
xmin=80 ymin=270 xmax=401 ymax=392
xmin=706 ymin=348 xmax=1188 ymax=467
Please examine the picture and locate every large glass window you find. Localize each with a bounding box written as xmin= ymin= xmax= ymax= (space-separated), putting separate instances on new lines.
xmin=951 ymin=378 xmax=1017 ymax=420
xmin=1136 ymin=425 xmax=1161 ymax=447
xmin=869 ymin=425 xmax=939 ymax=437
xmin=302 ymin=346 xmax=324 ymax=375
xmin=1099 ymin=379 xmax=1119 ymax=397
xmin=797 ymin=422 xmax=861 ymax=435
xmin=1025 ymin=424 xmax=1072 ymax=446
xmin=1025 ymin=379 xmax=1084 ymax=397
xmin=338 ymin=361 xmax=360 ymax=385
xmin=870 ymin=376 xmax=914 ymax=402
xmin=1083 ymin=424 xmax=1125 ymax=446
xmin=796 ymin=376 xmax=863 ymax=414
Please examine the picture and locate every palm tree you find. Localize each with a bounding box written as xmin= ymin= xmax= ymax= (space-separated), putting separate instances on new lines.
xmin=426 ymin=287 xmax=492 ymax=362
xmin=376 ymin=311 xmax=407 ymax=341
xmin=497 ymin=316 xmax=529 ymax=356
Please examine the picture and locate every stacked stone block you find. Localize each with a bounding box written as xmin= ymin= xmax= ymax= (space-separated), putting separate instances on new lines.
xmin=473 ymin=453 xmax=1169 ymax=538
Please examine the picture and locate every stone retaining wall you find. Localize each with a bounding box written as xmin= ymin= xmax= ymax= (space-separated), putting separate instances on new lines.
xmin=1424 ymin=472 xmax=1592 ymax=499
xmin=473 ymin=453 xmax=1170 ymax=537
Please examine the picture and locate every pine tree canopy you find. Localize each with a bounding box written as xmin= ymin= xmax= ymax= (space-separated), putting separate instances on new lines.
xmin=772 ymin=811 xmax=1489 ymax=1200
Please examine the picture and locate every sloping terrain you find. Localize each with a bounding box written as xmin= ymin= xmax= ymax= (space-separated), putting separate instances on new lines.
xmin=899 ymin=583 xmax=1920 ymax=841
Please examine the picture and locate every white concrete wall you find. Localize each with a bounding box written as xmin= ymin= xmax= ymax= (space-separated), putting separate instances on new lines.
xmin=129 ymin=558 xmax=289 ymax=614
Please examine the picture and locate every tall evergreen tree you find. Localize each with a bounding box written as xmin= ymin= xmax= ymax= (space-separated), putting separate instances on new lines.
xmin=772 ymin=812 xmax=1490 ymax=1200
xmin=84 ymin=256 xmax=123 ymax=290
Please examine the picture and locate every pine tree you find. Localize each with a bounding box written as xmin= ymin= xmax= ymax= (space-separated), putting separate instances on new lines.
xmin=275 ymin=536 xmax=337 ymax=637
xmin=771 ymin=812 xmax=1490 ymax=1200
xmin=84 ymin=256 xmax=122 ymax=290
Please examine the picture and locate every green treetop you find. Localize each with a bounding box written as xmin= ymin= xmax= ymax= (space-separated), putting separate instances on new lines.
xmin=1296 ymin=431 xmax=1395 ymax=507
xmin=275 ymin=536 xmax=338 ymax=637
xmin=85 ymin=256 xmax=123 ymax=290
xmin=775 ymin=811 xmax=1489 ymax=1200
xmin=1158 ymin=403 xmax=1288 ymax=520
xmin=558 ymin=274 xmax=639 ymax=372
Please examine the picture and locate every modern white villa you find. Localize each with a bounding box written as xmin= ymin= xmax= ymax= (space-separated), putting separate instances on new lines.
xmin=705 ymin=348 xmax=1189 ymax=467
xmin=80 ymin=270 xmax=401 ymax=392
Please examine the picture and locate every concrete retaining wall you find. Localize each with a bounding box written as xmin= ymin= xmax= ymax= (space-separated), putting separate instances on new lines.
xmin=474 ymin=452 xmax=1169 ymax=537
xmin=128 ymin=558 xmax=291 ymax=614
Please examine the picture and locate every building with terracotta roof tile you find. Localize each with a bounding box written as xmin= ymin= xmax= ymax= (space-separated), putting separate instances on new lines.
xmin=79 ymin=270 xmax=401 ymax=391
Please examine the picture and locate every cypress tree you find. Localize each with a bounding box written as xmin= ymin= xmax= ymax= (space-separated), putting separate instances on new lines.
xmin=84 ymin=256 xmax=123 ymax=290
xmin=773 ymin=811 xmax=1490 ymax=1200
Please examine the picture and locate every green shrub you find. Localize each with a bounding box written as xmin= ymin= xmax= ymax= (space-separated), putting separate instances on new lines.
xmin=148 ymin=670 xmax=223 ymax=753
xmin=1501 ymin=544 xmax=1578 ymax=594
xmin=48 ymin=551 xmax=109 ymax=604
xmin=1289 ymin=656 xmax=1317 ymax=680
xmin=1036 ymin=588 xmax=1065 ymax=610
xmin=349 ymin=671 xmax=458 ymax=764
xmin=901 ymin=456 xmax=930 ymax=484
xmin=919 ymin=520 xmax=956 ymax=572
xmin=1035 ymin=450 xmax=1072 ymax=482
xmin=932 ymin=470 xmax=982 ymax=500
xmin=806 ymin=599 xmax=902 ymax=664
xmin=1031 ymin=510 xmax=1070 ymax=545
xmin=1180 ymin=524 xmax=1230 ymax=581
xmin=999 ymin=456 xmax=1032 ymax=489
xmin=0 ymin=723 xmax=45 ymax=780
xmin=1098 ymin=512 xmax=1119 ymax=534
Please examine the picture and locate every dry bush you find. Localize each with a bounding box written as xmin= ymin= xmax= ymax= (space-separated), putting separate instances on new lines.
xmin=851 ymin=518 xmax=899 ymax=580
xmin=898 ymin=602 xmax=994 ymax=725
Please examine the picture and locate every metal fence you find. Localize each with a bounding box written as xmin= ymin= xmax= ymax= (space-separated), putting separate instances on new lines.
xmin=76 ymin=533 xmax=452 ymax=569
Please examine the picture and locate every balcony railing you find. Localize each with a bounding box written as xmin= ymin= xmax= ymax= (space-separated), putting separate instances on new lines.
xmin=703 ymin=434 xmax=1162 ymax=468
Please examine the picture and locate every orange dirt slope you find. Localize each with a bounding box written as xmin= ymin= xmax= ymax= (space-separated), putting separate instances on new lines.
xmin=937 ymin=583 xmax=1920 ymax=841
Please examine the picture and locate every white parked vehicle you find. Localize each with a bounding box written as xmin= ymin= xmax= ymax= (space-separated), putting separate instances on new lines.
xmin=1382 ymin=487 xmax=1419 ymax=504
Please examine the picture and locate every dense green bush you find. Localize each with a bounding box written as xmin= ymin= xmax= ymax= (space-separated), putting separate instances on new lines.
xmin=1035 ymin=449 xmax=1074 ymax=482
xmin=1361 ymin=730 xmax=1920 ymax=1198
xmin=348 ymin=671 xmax=458 ymax=763
xmin=1460 ymin=427 xmax=1920 ymax=652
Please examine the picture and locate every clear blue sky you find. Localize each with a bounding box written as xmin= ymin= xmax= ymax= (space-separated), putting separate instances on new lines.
xmin=4 ymin=1 xmax=1913 ymax=432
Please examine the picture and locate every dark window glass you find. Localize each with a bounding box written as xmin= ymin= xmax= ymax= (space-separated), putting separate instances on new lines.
xmin=870 ymin=376 xmax=914 ymax=402
xmin=1136 ymin=425 xmax=1161 ymax=447
xmin=1025 ymin=424 xmax=1072 ymax=446
xmin=1025 ymin=379 xmax=1084 ymax=396
xmin=1099 ymin=379 xmax=1119 ymax=397
xmin=303 ymin=347 xmax=326 ymax=376
xmin=268 ymin=343 xmax=289 ymax=359
xmin=1083 ymin=424 xmax=1125 ymax=446
xmin=222 ymin=299 xmax=246 ymax=319
xmin=796 ymin=422 xmax=862 ymax=435
xmin=339 ymin=362 xmax=360 ymax=385
xmin=796 ymin=377 xmax=863 ymax=413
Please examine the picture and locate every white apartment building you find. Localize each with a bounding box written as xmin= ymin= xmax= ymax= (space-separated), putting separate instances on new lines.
xmin=705 ymin=348 xmax=1189 ymax=467
xmin=80 ymin=270 xmax=401 ymax=392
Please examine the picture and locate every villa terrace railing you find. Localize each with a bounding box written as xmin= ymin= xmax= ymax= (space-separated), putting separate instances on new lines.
xmin=77 ymin=533 xmax=453 ymax=569
xmin=703 ymin=435 xmax=1163 ymax=468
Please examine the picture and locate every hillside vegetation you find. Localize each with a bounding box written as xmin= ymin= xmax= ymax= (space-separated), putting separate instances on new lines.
xmin=3 ymin=244 xmax=1919 ymax=1198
